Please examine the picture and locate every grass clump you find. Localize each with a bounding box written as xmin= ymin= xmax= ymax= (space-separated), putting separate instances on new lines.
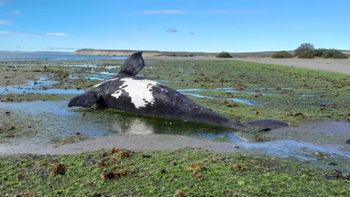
xmin=216 ymin=51 xmax=233 ymax=58
xmin=271 ymin=51 xmax=293 ymax=58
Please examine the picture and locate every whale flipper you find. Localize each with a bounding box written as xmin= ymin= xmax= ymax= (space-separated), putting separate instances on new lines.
xmin=244 ymin=119 xmax=289 ymax=131
xmin=68 ymin=91 xmax=100 ymax=108
xmin=118 ymin=51 xmax=145 ymax=76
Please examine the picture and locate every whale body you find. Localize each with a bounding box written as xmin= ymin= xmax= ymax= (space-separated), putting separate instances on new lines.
xmin=68 ymin=52 xmax=288 ymax=131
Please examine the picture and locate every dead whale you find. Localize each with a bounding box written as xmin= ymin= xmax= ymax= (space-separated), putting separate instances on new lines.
xmin=68 ymin=52 xmax=288 ymax=131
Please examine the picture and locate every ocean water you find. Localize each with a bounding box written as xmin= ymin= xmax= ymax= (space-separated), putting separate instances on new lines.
xmin=0 ymin=51 xmax=127 ymax=61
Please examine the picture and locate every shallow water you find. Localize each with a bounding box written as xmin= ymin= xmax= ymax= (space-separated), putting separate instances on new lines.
xmin=0 ymin=52 xmax=127 ymax=61
xmin=2 ymin=100 xmax=350 ymax=164
xmin=0 ymin=100 xmax=241 ymax=141
xmin=0 ymin=76 xmax=85 ymax=94
xmin=240 ymin=140 xmax=350 ymax=160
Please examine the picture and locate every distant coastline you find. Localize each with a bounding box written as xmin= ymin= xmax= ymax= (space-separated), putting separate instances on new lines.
xmin=73 ymin=49 xmax=288 ymax=58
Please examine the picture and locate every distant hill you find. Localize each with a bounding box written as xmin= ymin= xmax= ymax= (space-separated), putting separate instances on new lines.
xmin=74 ymin=49 xmax=349 ymax=58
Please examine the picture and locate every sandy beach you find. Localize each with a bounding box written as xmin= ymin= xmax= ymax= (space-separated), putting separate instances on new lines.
xmin=148 ymin=56 xmax=350 ymax=75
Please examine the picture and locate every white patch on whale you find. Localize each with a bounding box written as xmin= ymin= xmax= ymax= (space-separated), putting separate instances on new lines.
xmin=111 ymin=78 xmax=159 ymax=109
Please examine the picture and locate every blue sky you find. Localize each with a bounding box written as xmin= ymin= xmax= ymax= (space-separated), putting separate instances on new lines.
xmin=0 ymin=0 xmax=349 ymax=52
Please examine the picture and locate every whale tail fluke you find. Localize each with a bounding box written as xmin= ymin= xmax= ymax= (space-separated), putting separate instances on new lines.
xmin=244 ymin=119 xmax=289 ymax=131
xmin=68 ymin=91 xmax=100 ymax=108
xmin=118 ymin=51 xmax=145 ymax=76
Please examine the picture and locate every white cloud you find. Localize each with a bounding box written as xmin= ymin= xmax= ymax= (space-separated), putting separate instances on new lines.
xmin=0 ymin=31 xmax=68 ymax=36
xmin=133 ymin=10 xmax=187 ymax=14
xmin=136 ymin=10 xmax=186 ymax=14
xmin=46 ymin=47 xmax=78 ymax=50
xmin=0 ymin=31 xmax=10 ymax=35
xmin=0 ymin=20 xmax=11 ymax=25
xmin=12 ymin=11 xmax=20 ymax=15
xmin=130 ymin=10 xmax=264 ymax=14
xmin=0 ymin=31 xmax=31 ymax=36
xmin=167 ymin=28 xmax=177 ymax=34
xmin=208 ymin=10 xmax=264 ymax=14
xmin=44 ymin=33 xmax=68 ymax=36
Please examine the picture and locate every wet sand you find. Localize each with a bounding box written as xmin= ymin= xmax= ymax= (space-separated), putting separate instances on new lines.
xmin=0 ymin=67 xmax=44 ymax=87
xmin=1 ymin=120 xmax=349 ymax=160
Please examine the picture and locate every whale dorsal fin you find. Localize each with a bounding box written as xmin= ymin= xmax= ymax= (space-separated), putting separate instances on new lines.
xmin=118 ymin=51 xmax=145 ymax=76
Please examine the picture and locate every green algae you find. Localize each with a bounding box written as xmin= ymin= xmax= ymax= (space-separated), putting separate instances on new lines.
xmin=1 ymin=148 xmax=349 ymax=196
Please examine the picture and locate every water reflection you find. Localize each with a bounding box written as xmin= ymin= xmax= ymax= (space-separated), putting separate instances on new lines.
xmin=111 ymin=119 xmax=154 ymax=135
xmin=104 ymin=109 xmax=241 ymax=141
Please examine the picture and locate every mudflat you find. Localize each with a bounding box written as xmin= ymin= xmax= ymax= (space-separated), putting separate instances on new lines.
xmin=1 ymin=58 xmax=350 ymax=157
xmin=1 ymin=58 xmax=350 ymax=196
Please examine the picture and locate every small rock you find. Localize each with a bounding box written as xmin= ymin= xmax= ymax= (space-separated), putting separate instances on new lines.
xmin=346 ymin=139 xmax=350 ymax=144
xmin=330 ymin=169 xmax=342 ymax=178
xmin=50 ymin=163 xmax=66 ymax=176
xmin=142 ymin=154 xmax=151 ymax=158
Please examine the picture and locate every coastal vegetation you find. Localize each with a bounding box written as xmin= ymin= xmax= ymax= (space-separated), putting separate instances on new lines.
xmin=216 ymin=51 xmax=233 ymax=58
xmin=271 ymin=51 xmax=293 ymax=58
xmin=295 ymin=43 xmax=348 ymax=59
